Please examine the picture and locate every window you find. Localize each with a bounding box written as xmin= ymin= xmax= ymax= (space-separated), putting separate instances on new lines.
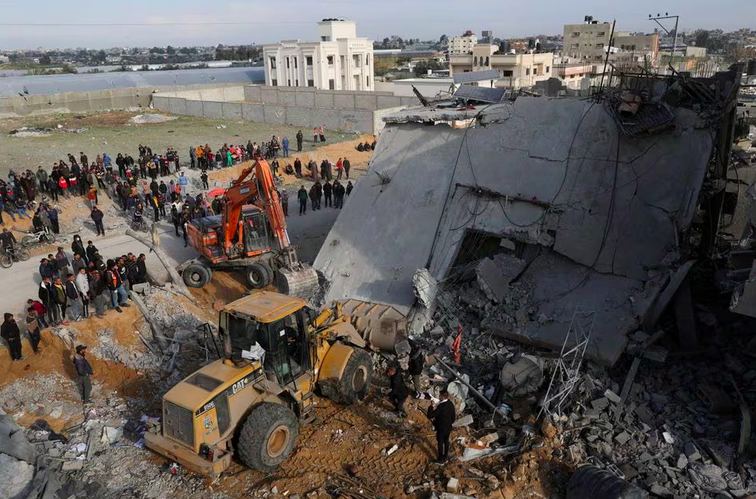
xmin=598 ymin=31 xmax=605 ymax=36
xmin=287 ymin=79 xmax=291 ymax=86
xmin=571 ymin=43 xmax=579 ymax=49
xmin=366 ymin=76 xmax=370 ymax=87
xmin=269 ymin=57 xmax=277 ymax=69
xmin=307 ymin=79 xmax=314 ymax=87
xmin=533 ymin=67 xmax=538 ymax=75
xmin=294 ymin=57 xmax=298 ymax=69
xmin=502 ymin=70 xmax=513 ymax=77
xmin=306 ymin=56 xmax=313 ymax=66
xmin=485 ymin=56 xmax=489 ymax=66
xmin=572 ymin=32 xmax=580 ymax=37
xmin=631 ymin=44 xmax=636 ymax=50
xmin=327 ymin=55 xmax=334 ymax=65
xmin=353 ymin=54 xmax=361 ymax=68
xmin=286 ymin=57 xmax=290 ymax=69
xmin=271 ymin=79 xmax=277 ymax=86
xmin=328 ymin=79 xmax=335 ymax=90
xmin=340 ymin=55 xmax=345 ymax=68
xmin=546 ymin=66 xmax=550 ymax=73
xmin=474 ymin=56 xmax=478 ymax=66
xmin=597 ymin=43 xmax=604 ymax=48
xmin=525 ymin=68 xmax=530 ymax=75
xmin=366 ymin=54 xmax=370 ymax=66
xmin=595 ymin=55 xmax=603 ymax=60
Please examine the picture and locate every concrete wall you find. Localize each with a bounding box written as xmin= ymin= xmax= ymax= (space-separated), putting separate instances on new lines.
xmin=0 ymin=82 xmax=244 ymax=119
xmin=152 ymin=84 xmax=419 ymax=134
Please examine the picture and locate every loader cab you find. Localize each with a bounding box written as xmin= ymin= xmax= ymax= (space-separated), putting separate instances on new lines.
xmin=220 ymin=292 xmax=312 ymax=387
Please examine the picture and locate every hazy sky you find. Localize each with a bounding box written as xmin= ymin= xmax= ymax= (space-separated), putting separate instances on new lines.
xmin=1 ymin=0 xmax=754 ymax=50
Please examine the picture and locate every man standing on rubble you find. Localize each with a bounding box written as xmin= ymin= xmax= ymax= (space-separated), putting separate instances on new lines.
xmin=1 ymin=313 xmax=22 ymax=361
xmin=427 ymin=389 xmax=455 ymax=463
xmin=408 ymin=339 xmax=425 ymax=397
xmin=74 ymin=344 xmax=93 ymax=404
xmin=387 ymin=365 xmax=409 ymax=417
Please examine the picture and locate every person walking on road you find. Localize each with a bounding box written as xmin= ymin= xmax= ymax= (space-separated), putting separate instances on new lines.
xmin=74 ymin=344 xmax=93 ymax=404
xmin=427 ymin=389 xmax=456 ymax=463
xmin=323 ymin=181 xmax=333 ymax=208
xmin=282 ymin=137 xmax=289 ymax=158
xmin=343 ymin=157 xmax=351 ymax=179
xmin=1 ymin=313 xmax=22 ymax=361
xmin=387 ymin=365 xmax=409 ymax=417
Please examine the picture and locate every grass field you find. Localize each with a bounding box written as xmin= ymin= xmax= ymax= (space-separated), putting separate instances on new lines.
xmin=0 ymin=110 xmax=361 ymax=176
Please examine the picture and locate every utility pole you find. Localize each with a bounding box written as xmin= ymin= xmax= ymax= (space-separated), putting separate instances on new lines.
xmin=648 ymin=13 xmax=679 ymax=73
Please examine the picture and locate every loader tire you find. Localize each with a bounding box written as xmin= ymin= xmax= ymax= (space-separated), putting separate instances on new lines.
xmin=335 ymin=349 xmax=373 ymax=403
xmin=183 ymin=262 xmax=212 ymax=288
xmin=237 ymin=403 xmax=298 ymax=472
xmin=246 ymin=263 xmax=272 ymax=289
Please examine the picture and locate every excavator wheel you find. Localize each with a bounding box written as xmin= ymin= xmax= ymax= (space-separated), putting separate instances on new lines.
xmin=334 ymin=349 xmax=373 ymax=403
xmin=183 ymin=262 xmax=212 ymax=288
xmin=237 ymin=403 xmax=298 ymax=472
xmin=276 ymin=265 xmax=319 ymax=299
xmin=246 ymin=263 xmax=272 ymax=289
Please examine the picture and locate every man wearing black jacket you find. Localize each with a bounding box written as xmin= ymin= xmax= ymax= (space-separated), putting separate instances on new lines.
xmin=427 ymin=389 xmax=456 ymax=463
xmin=74 ymin=344 xmax=93 ymax=403
xmin=90 ymin=206 xmax=105 ymax=236
xmin=387 ymin=366 xmax=408 ymax=417
xmin=408 ymin=339 xmax=425 ymax=397
xmin=1 ymin=313 xmax=22 ymax=361
xmin=38 ymin=276 xmax=56 ymax=324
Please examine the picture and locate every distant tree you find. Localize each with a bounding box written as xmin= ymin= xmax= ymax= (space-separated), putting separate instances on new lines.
xmin=413 ymin=59 xmax=447 ymax=77
xmin=94 ymin=50 xmax=107 ymax=62
xmin=166 ymin=45 xmax=176 ymax=55
xmin=60 ymin=63 xmax=77 ymax=74
xmin=382 ymin=37 xmax=390 ymax=48
xmin=149 ymin=47 xmax=165 ymax=54
xmin=38 ymin=54 xmax=51 ymax=65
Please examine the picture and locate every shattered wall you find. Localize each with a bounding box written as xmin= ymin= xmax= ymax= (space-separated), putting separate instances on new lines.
xmin=314 ymin=97 xmax=714 ymax=364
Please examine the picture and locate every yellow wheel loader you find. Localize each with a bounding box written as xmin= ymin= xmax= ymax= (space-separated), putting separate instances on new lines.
xmin=145 ymin=291 xmax=376 ymax=476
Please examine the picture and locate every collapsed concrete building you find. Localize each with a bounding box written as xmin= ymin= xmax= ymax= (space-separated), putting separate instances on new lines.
xmin=315 ymin=70 xmax=740 ymax=366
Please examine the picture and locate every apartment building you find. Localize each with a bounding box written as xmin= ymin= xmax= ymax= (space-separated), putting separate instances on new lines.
xmin=449 ymin=44 xmax=555 ymax=89
xmin=448 ymin=33 xmax=478 ymax=55
xmin=563 ymin=20 xmax=659 ymax=63
xmin=263 ymin=20 xmax=374 ymax=91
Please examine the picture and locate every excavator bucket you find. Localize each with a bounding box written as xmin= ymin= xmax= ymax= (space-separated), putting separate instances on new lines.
xmin=276 ymin=265 xmax=319 ymax=299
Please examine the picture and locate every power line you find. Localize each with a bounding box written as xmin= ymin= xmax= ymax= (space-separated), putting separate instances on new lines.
xmin=0 ymin=21 xmax=313 ymax=27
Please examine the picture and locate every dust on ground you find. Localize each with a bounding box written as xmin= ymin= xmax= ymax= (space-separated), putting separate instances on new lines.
xmin=206 ymin=136 xmax=375 ymax=188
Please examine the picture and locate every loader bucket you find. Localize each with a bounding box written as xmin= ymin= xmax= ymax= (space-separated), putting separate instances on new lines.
xmin=340 ymin=299 xmax=408 ymax=353
xmin=276 ymin=265 xmax=320 ymax=299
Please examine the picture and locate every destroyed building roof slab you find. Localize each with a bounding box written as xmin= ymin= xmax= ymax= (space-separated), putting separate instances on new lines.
xmin=315 ymin=96 xmax=716 ymax=365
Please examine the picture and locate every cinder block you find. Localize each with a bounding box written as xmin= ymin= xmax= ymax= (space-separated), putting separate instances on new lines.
xmin=279 ymin=90 xmax=297 ymax=106
xmin=260 ymin=87 xmax=279 ymax=104
xmin=314 ymin=91 xmax=334 ymax=109
xmin=334 ymin=92 xmax=356 ymax=110
xmin=295 ymin=90 xmax=316 ymax=107
xmin=244 ymin=85 xmax=262 ymax=102
xmin=241 ymin=103 xmax=265 ymax=123
xmin=355 ymin=94 xmax=377 ymax=110
xmin=377 ymin=95 xmax=402 ymax=109
xmin=285 ymin=106 xmax=315 ymax=128
xmin=263 ymin=105 xmax=286 ymax=125
xmin=318 ymin=108 xmax=340 ymax=131
xmin=221 ymin=102 xmax=243 ymax=120
xmin=339 ymin=110 xmax=374 ymax=133
xmin=202 ymin=101 xmax=224 ymax=119
xmin=185 ymin=100 xmax=204 ymax=117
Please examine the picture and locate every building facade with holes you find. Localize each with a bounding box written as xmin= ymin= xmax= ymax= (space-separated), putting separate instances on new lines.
xmin=262 ymin=20 xmax=374 ymax=92
xmin=449 ymin=45 xmax=555 ymax=89
xmin=563 ymin=20 xmax=659 ymax=64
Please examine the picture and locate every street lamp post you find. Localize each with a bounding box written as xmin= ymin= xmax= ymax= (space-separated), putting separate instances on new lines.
xmin=648 ymin=13 xmax=679 ymax=72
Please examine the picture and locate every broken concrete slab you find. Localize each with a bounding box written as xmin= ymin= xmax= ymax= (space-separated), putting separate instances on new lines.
xmin=499 ymin=354 xmax=544 ymax=397
xmin=475 ymin=254 xmax=526 ymax=303
xmin=61 ymin=460 xmax=84 ymax=471
xmin=0 ymin=413 xmax=37 ymax=463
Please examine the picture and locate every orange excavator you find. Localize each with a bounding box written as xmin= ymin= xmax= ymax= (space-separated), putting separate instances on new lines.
xmin=178 ymin=157 xmax=318 ymax=298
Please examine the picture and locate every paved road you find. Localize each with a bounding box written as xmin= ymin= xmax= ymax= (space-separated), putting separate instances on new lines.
xmin=0 ymin=204 xmax=341 ymax=319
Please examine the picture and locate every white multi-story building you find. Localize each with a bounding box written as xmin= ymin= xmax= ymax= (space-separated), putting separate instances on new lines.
xmin=449 ymin=44 xmax=555 ymax=89
xmin=448 ymin=33 xmax=478 ymax=55
xmin=262 ymin=20 xmax=374 ymax=91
